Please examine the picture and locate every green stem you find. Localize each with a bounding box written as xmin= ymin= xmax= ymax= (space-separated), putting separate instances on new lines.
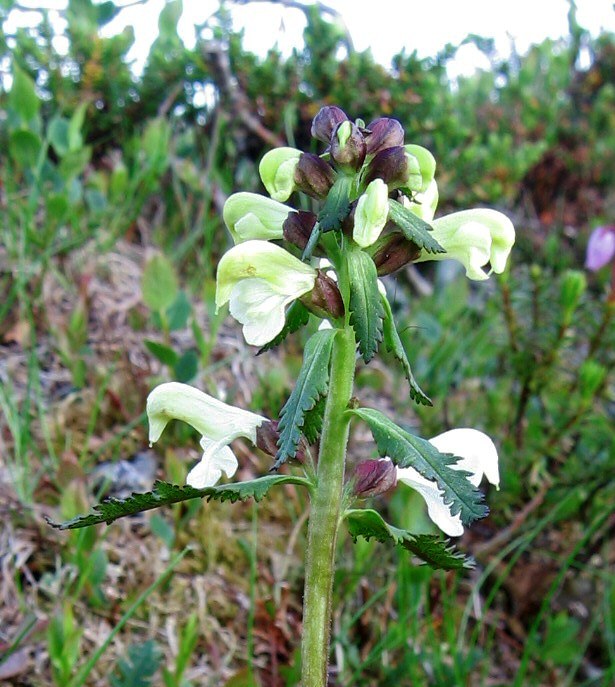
xmin=301 ymin=326 xmax=356 ymax=686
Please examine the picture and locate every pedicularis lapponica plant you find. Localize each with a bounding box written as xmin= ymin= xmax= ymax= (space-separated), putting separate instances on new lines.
xmin=50 ymin=106 xmax=515 ymax=686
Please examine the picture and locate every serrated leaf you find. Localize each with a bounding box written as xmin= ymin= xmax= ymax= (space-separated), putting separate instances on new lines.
xmin=345 ymin=509 xmax=472 ymax=570
xmin=381 ymin=295 xmax=431 ymax=406
xmin=302 ymin=394 xmax=326 ymax=444
xmin=46 ymin=475 xmax=310 ymax=530
xmin=274 ymin=329 xmax=336 ymax=469
xmin=257 ymin=300 xmax=310 ymax=354
xmin=141 ymin=254 xmax=178 ymax=312
xmin=317 ymin=174 xmax=352 ymax=232
xmin=347 ymin=248 xmax=384 ymax=363
xmin=144 ymin=340 xmax=179 ymax=366
xmin=388 ymin=199 xmax=444 ymax=254
xmin=351 ymin=407 xmax=488 ymax=525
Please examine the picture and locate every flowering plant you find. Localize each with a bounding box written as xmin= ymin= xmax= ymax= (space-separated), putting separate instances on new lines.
xmin=50 ymin=106 xmax=514 ymax=687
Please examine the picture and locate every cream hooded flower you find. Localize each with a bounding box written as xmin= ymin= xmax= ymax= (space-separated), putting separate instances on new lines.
xmin=147 ymin=382 xmax=266 ymax=489
xmin=216 ymin=240 xmax=317 ymax=346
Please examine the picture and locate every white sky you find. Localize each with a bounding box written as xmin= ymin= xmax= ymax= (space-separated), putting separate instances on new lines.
xmin=6 ymin=0 xmax=615 ymax=79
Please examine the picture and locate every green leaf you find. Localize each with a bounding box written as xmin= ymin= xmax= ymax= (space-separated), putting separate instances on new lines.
xmin=68 ymin=102 xmax=88 ymax=151
xmin=381 ymin=295 xmax=431 ymax=406
xmin=274 ymin=329 xmax=336 ymax=469
xmin=8 ymin=130 xmax=42 ymax=168
xmin=110 ymin=641 xmax=162 ymax=687
xmin=49 ymin=117 xmax=71 ymax=157
xmin=46 ymin=475 xmax=310 ymax=530
xmin=388 ymin=199 xmax=445 ymax=254
xmin=10 ymin=64 xmax=40 ymax=122
xmin=347 ymin=248 xmax=384 ymax=363
xmin=58 ymin=146 xmax=91 ymax=180
xmin=317 ymin=174 xmax=352 ymax=232
xmin=144 ymin=340 xmax=179 ymax=366
xmin=257 ymin=300 xmax=310 ymax=354
xmin=166 ymin=290 xmax=191 ymax=331
xmin=345 ymin=509 xmax=472 ymax=570
xmin=173 ymin=349 xmax=198 ymax=383
xmin=351 ymin=407 xmax=488 ymax=525
xmin=141 ymin=254 xmax=178 ymax=312
xmin=302 ymin=394 xmax=326 ymax=444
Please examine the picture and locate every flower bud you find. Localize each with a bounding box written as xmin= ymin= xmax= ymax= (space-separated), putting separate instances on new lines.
xmin=259 ymin=147 xmax=302 ymax=202
xmin=311 ymin=105 xmax=348 ymax=143
xmin=365 ymin=117 xmax=405 ymax=155
xmin=404 ymin=144 xmax=436 ymax=193
xmin=364 ymin=146 xmax=422 ymax=192
xmin=353 ymin=178 xmax=390 ymax=248
xmin=560 ymin=270 xmax=586 ymax=321
xmin=585 ymin=225 xmax=615 ymax=272
xmin=301 ymin=270 xmax=345 ymax=320
xmin=256 ymin=420 xmax=306 ymax=463
xmin=330 ymin=121 xmax=366 ymax=171
xmin=352 ymin=459 xmax=397 ymax=498
xmin=294 ymin=153 xmax=336 ymax=198
xmin=370 ymin=231 xmax=421 ymax=275
xmin=255 ymin=420 xmax=280 ymax=457
xmin=283 ymin=210 xmax=317 ymax=250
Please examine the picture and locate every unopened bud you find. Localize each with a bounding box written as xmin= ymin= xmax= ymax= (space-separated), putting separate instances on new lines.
xmin=301 ymin=270 xmax=345 ymax=320
xmin=364 ymin=146 xmax=422 ymax=192
xmin=365 ymin=118 xmax=405 ymax=155
xmin=370 ymin=231 xmax=421 ymax=275
xmin=257 ymin=420 xmax=306 ymax=463
xmin=259 ymin=147 xmax=302 ymax=202
xmin=330 ymin=121 xmax=366 ymax=171
xmin=294 ymin=153 xmax=336 ymax=198
xmin=352 ymin=459 xmax=397 ymax=498
xmin=404 ymin=144 xmax=436 ymax=192
xmin=283 ymin=210 xmax=317 ymax=250
xmin=311 ymin=105 xmax=349 ymax=143
xmin=255 ymin=420 xmax=280 ymax=457
xmin=353 ymin=179 xmax=389 ymax=248
xmin=560 ymin=270 xmax=586 ymax=321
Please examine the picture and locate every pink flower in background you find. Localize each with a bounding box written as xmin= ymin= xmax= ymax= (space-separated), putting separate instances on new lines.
xmin=585 ymin=226 xmax=615 ymax=272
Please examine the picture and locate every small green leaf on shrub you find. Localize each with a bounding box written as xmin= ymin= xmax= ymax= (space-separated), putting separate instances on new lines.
xmin=46 ymin=475 xmax=311 ymax=529
xmin=167 ymin=290 xmax=192 ymax=331
xmin=351 ymin=407 xmax=488 ymax=525
xmin=110 ymin=641 xmax=162 ymax=687
xmin=348 ymin=248 xmax=384 ymax=363
xmin=9 ymin=130 xmax=42 ymax=168
xmin=275 ymin=329 xmax=336 ymax=468
xmin=144 ymin=340 xmax=179 ymax=366
xmin=10 ymin=64 xmax=40 ymax=122
xmin=174 ymin=349 xmax=199 ymax=383
xmin=345 ymin=508 xmax=472 ymax=570
xmin=141 ymin=254 xmax=178 ymax=312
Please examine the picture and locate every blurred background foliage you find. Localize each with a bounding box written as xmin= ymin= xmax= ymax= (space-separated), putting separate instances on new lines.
xmin=0 ymin=1 xmax=614 ymax=685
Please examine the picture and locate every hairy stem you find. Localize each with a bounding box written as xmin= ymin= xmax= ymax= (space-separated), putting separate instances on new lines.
xmin=301 ymin=326 xmax=356 ymax=686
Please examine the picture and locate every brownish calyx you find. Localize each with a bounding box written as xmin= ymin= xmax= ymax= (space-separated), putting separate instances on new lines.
xmin=301 ymin=270 xmax=345 ymax=320
xmin=352 ymin=459 xmax=397 ymax=498
xmin=283 ymin=210 xmax=318 ymax=250
xmin=294 ymin=153 xmax=336 ymax=199
xmin=370 ymin=231 xmax=421 ymax=275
